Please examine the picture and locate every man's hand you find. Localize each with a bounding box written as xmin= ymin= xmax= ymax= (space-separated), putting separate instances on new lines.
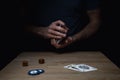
xmin=30 ymin=20 xmax=68 ymax=39
xmin=51 ymin=36 xmax=74 ymax=48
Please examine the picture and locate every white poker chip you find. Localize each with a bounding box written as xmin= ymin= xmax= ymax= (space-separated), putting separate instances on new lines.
xmin=28 ymin=69 xmax=44 ymax=76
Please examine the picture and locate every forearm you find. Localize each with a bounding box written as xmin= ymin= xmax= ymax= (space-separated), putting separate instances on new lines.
xmin=73 ymin=21 xmax=100 ymax=41
xmin=24 ymin=25 xmax=46 ymax=37
xmin=25 ymin=25 xmax=40 ymax=33
xmin=24 ymin=20 xmax=68 ymax=39
xmin=73 ymin=9 xmax=100 ymax=41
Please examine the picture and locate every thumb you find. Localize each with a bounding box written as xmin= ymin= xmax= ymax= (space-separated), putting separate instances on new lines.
xmin=65 ymin=36 xmax=73 ymax=43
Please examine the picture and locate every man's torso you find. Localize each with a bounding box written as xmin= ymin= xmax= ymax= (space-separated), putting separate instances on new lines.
xmin=27 ymin=0 xmax=89 ymax=36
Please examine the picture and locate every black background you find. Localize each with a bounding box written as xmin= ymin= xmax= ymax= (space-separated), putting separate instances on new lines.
xmin=0 ymin=0 xmax=119 ymax=70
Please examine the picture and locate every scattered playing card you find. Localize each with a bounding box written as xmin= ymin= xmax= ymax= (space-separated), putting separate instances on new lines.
xmin=64 ymin=64 xmax=97 ymax=72
xmin=64 ymin=64 xmax=80 ymax=71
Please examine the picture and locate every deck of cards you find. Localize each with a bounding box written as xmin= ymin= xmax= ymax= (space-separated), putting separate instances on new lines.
xmin=64 ymin=64 xmax=97 ymax=72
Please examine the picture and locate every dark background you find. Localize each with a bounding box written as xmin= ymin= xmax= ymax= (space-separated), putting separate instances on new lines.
xmin=0 ymin=0 xmax=119 ymax=70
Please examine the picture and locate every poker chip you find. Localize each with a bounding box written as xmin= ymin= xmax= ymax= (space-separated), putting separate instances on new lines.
xmin=38 ymin=58 xmax=45 ymax=64
xmin=28 ymin=69 xmax=44 ymax=76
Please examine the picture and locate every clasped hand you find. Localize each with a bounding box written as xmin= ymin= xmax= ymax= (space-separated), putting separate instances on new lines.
xmin=36 ymin=20 xmax=74 ymax=48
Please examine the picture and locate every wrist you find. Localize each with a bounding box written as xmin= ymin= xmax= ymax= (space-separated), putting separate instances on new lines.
xmin=26 ymin=26 xmax=42 ymax=36
xmin=33 ymin=27 xmax=46 ymax=38
xmin=72 ymin=34 xmax=81 ymax=42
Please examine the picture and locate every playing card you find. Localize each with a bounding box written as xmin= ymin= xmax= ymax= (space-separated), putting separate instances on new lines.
xmin=64 ymin=64 xmax=80 ymax=71
xmin=64 ymin=64 xmax=97 ymax=72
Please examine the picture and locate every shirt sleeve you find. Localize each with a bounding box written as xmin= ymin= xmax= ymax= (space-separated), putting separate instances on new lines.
xmin=85 ymin=0 xmax=100 ymax=10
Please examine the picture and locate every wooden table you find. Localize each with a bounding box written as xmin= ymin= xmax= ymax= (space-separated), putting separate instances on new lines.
xmin=0 ymin=51 xmax=120 ymax=80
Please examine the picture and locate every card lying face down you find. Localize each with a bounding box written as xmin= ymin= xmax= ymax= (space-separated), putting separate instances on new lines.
xmin=64 ymin=64 xmax=97 ymax=72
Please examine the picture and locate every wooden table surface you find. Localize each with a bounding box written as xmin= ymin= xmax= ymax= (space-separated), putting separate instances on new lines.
xmin=0 ymin=51 xmax=120 ymax=80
